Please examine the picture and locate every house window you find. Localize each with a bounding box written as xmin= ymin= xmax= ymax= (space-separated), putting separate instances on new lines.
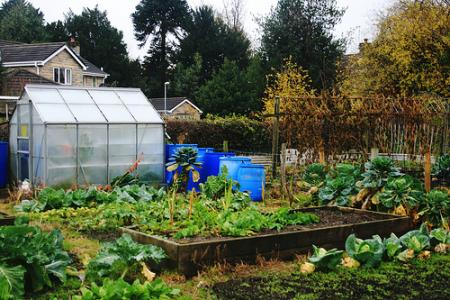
xmin=53 ymin=67 xmax=72 ymax=85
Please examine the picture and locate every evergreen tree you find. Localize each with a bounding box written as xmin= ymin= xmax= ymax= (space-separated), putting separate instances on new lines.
xmin=260 ymin=0 xmax=345 ymax=90
xmin=0 ymin=0 xmax=46 ymax=43
xmin=132 ymin=0 xmax=191 ymax=97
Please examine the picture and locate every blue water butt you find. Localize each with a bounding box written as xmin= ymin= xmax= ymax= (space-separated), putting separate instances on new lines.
xmin=203 ymin=152 xmax=235 ymax=179
xmin=194 ymin=147 xmax=215 ymax=188
xmin=0 ymin=142 xmax=7 ymax=188
xmin=219 ymin=156 xmax=251 ymax=182
xmin=237 ymin=164 xmax=265 ymax=201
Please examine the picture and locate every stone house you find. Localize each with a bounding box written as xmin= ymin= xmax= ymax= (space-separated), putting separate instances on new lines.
xmin=150 ymin=97 xmax=202 ymax=120
xmin=0 ymin=39 xmax=108 ymax=120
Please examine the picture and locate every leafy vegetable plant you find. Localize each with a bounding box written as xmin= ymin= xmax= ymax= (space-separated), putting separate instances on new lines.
xmin=378 ymin=176 xmax=423 ymax=215
xmin=398 ymin=224 xmax=430 ymax=254
xmin=361 ymin=157 xmax=403 ymax=189
xmin=166 ymin=147 xmax=202 ymax=192
xmin=432 ymin=154 xmax=450 ymax=179
xmin=419 ymin=189 xmax=449 ymax=228
xmin=383 ymin=233 xmax=402 ymax=259
xmin=345 ymin=234 xmax=384 ymax=267
xmin=86 ymin=234 xmax=166 ymax=283
xmin=73 ymin=278 xmax=181 ymax=300
xmin=308 ymin=245 xmax=343 ymax=270
xmin=303 ymin=163 xmax=326 ymax=186
xmin=0 ymin=263 xmax=25 ymax=299
xmin=0 ymin=225 xmax=71 ymax=295
xmin=430 ymin=228 xmax=450 ymax=244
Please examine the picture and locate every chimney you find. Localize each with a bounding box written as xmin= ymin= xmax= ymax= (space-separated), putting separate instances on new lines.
xmin=68 ymin=36 xmax=80 ymax=55
xmin=358 ymin=38 xmax=369 ymax=53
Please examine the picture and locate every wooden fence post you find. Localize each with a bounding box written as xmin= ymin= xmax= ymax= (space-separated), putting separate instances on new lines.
xmin=319 ymin=146 xmax=325 ymax=164
xmin=424 ymin=150 xmax=431 ymax=192
xmin=271 ymin=96 xmax=280 ymax=178
xmin=223 ymin=140 xmax=229 ymax=152
xmin=280 ymin=143 xmax=287 ymax=200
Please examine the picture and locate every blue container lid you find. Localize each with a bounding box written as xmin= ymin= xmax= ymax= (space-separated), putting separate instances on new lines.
xmin=205 ymin=152 xmax=235 ymax=157
xmin=239 ymin=164 xmax=264 ymax=169
xmin=219 ymin=156 xmax=251 ymax=161
xmin=166 ymin=143 xmax=198 ymax=147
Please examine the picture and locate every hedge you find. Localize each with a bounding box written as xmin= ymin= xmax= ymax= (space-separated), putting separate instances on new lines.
xmin=165 ymin=116 xmax=272 ymax=153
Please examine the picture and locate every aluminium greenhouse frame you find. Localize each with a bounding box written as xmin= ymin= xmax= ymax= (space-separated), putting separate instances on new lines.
xmin=9 ymin=84 xmax=165 ymax=187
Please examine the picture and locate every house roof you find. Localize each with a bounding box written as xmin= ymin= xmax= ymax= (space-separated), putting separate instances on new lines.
xmin=0 ymin=41 xmax=107 ymax=76
xmin=20 ymin=84 xmax=163 ymax=124
xmin=150 ymin=97 xmax=203 ymax=114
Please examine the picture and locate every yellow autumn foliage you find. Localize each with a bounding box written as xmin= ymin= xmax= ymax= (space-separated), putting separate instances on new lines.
xmin=339 ymin=0 xmax=450 ymax=97
xmin=262 ymin=58 xmax=315 ymax=115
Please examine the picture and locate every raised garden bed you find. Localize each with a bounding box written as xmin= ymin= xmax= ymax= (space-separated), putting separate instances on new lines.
xmin=121 ymin=206 xmax=411 ymax=276
xmin=0 ymin=212 xmax=15 ymax=226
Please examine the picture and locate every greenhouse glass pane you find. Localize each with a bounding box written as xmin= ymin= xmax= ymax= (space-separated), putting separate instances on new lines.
xmin=115 ymin=91 xmax=149 ymax=105
xmin=137 ymin=125 xmax=164 ymax=182
xmin=59 ymin=89 xmax=94 ymax=104
xmin=46 ymin=125 xmax=76 ymax=187
xmin=10 ymin=111 xmax=17 ymax=124
xmin=34 ymin=103 xmax=76 ymax=123
xmin=78 ymin=125 xmax=107 ymax=185
xmin=32 ymin=106 xmax=43 ymax=125
xmin=108 ymin=125 xmax=136 ymax=180
xmin=88 ymin=90 xmax=122 ymax=104
xmin=27 ymin=88 xmax=64 ymax=103
xmin=126 ymin=104 xmax=162 ymax=123
xmin=32 ymin=125 xmax=45 ymax=157
xmin=32 ymin=125 xmax=45 ymax=186
xmin=68 ymin=104 xmax=106 ymax=123
xmin=97 ymin=104 xmax=134 ymax=123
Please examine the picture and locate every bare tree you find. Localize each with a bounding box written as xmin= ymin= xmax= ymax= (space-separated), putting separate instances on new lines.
xmin=222 ymin=0 xmax=245 ymax=30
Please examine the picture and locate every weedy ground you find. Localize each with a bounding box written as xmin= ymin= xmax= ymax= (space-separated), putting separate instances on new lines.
xmin=1 ymin=201 xmax=449 ymax=300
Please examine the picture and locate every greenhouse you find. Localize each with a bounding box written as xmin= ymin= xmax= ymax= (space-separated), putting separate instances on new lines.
xmin=9 ymin=84 xmax=164 ymax=187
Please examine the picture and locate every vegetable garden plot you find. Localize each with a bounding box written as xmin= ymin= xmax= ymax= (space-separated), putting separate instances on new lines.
xmin=122 ymin=206 xmax=411 ymax=276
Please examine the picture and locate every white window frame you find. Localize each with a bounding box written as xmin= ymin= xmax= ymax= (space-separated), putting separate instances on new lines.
xmin=53 ymin=67 xmax=72 ymax=85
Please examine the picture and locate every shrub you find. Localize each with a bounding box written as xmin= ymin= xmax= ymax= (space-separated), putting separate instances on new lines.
xmin=165 ymin=115 xmax=272 ymax=152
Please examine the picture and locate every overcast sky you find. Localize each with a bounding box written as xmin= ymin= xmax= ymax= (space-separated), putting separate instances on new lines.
xmin=23 ymin=0 xmax=391 ymax=59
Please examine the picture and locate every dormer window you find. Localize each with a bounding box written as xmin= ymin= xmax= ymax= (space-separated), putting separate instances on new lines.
xmin=53 ymin=67 xmax=72 ymax=85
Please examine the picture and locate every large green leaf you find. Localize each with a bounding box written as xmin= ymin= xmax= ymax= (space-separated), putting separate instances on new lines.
xmin=345 ymin=234 xmax=384 ymax=267
xmin=308 ymin=245 xmax=343 ymax=270
xmin=0 ymin=263 xmax=25 ymax=299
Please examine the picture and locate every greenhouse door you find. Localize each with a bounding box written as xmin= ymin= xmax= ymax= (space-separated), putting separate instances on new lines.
xmin=17 ymin=138 xmax=30 ymax=181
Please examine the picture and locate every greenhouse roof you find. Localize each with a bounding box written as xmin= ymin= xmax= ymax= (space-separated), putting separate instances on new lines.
xmin=22 ymin=84 xmax=163 ymax=124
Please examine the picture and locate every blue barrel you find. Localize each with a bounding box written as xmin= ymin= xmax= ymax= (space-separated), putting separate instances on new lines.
xmin=0 ymin=142 xmax=8 ymax=188
xmin=203 ymin=152 xmax=235 ymax=179
xmin=219 ymin=156 xmax=251 ymax=182
xmin=237 ymin=164 xmax=265 ymax=201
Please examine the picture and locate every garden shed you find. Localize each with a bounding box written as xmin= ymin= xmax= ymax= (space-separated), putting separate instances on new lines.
xmin=9 ymin=84 xmax=164 ymax=187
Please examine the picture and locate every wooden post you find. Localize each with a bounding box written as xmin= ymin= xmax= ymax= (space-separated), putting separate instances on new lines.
xmin=319 ymin=147 xmax=325 ymax=164
xmin=280 ymin=143 xmax=287 ymax=200
xmin=271 ymin=96 xmax=280 ymax=178
xmin=223 ymin=140 xmax=229 ymax=152
xmin=424 ymin=150 xmax=431 ymax=192
xmin=370 ymin=148 xmax=379 ymax=160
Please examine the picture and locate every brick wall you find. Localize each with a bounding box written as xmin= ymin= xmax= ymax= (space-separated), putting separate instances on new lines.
xmin=2 ymin=69 xmax=55 ymax=96
xmin=170 ymin=102 xmax=201 ymax=120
